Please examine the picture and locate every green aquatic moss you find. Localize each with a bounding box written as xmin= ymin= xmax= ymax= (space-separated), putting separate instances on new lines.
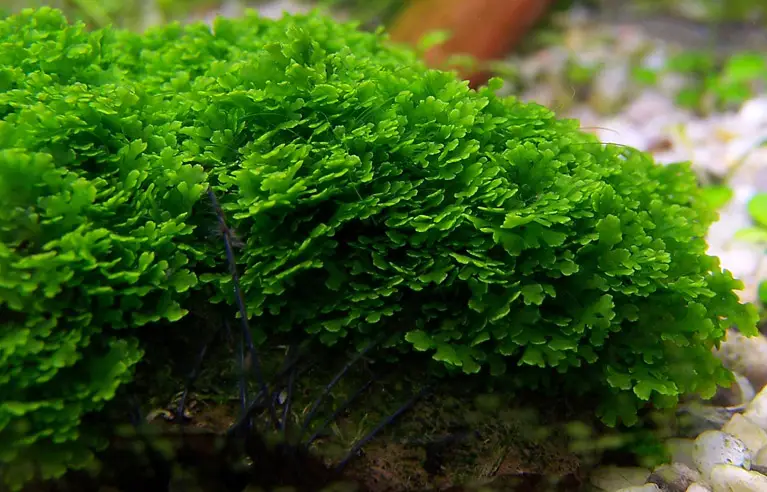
xmin=0 ymin=7 xmax=757 ymax=489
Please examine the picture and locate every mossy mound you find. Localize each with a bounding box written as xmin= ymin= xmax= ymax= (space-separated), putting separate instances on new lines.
xmin=0 ymin=6 xmax=757 ymax=490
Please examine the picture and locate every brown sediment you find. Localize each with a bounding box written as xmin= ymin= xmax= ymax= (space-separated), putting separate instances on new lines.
xmin=339 ymin=392 xmax=584 ymax=491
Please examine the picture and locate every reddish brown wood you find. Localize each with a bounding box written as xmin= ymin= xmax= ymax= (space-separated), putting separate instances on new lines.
xmin=388 ymin=0 xmax=554 ymax=88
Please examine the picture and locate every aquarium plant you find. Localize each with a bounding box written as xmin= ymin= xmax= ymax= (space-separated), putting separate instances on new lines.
xmin=0 ymin=7 xmax=757 ymax=490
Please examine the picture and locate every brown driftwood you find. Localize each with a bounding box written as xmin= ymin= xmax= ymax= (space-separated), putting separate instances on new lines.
xmin=388 ymin=0 xmax=555 ymax=88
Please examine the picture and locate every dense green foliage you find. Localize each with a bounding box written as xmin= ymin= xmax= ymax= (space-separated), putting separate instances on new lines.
xmin=0 ymin=6 xmax=758 ymax=489
xmin=0 ymin=8 xmax=207 ymax=488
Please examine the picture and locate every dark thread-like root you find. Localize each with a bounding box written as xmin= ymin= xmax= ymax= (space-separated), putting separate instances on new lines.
xmin=207 ymin=186 xmax=277 ymax=429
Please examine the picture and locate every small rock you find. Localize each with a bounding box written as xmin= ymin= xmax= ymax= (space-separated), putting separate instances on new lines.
xmin=709 ymin=463 xmax=767 ymax=492
xmin=738 ymin=96 xmax=767 ymax=128
xmin=725 ymin=135 xmax=767 ymax=169
xmin=685 ymin=483 xmax=712 ymax=492
xmin=713 ymin=249 xmax=764 ymax=291
xmin=753 ymin=445 xmax=767 ymax=469
xmin=623 ymin=90 xmax=676 ymax=126
xmin=714 ymin=332 xmax=767 ymax=395
xmin=710 ymin=373 xmax=756 ymax=408
xmin=744 ymin=385 xmax=767 ymax=429
xmin=590 ymin=466 xmax=651 ymax=491
xmin=676 ymin=402 xmax=743 ymax=438
xmin=648 ymin=462 xmax=701 ymax=492
xmin=657 ymin=71 xmax=688 ymax=96
xmin=255 ymin=0 xmax=310 ymax=19
xmin=590 ymin=62 xmax=631 ymax=114
xmin=666 ymin=438 xmax=697 ymax=470
xmin=692 ymin=430 xmax=751 ymax=480
xmin=615 ymin=485 xmax=661 ymax=492
xmin=596 ymin=119 xmax=650 ymax=150
xmin=722 ymin=414 xmax=767 ymax=455
xmin=730 ymin=146 xmax=767 ymax=189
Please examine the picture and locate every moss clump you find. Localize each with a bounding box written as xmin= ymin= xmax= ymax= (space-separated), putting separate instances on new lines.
xmin=0 ymin=7 xmax=757 ymax=490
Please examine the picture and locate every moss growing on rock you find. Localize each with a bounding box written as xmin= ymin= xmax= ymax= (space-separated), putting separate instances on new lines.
xmin=0 ymin=7 xmax=758 ymax=490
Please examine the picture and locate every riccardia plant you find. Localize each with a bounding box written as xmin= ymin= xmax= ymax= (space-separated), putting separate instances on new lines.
xmin=0 ymin=7 xmax=758 ymax=490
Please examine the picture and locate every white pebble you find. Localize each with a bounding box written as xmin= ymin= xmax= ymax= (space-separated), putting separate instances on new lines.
xmin=256 ymin=0 xmax=310 ymax=19
xmin=754 ymin=445 xmax=767 ymax=468
xmin=711 ymin=372 xmax=756 ymax=407
xmin=738 ymin=97 xmax=767 ymax=128
xmin=709 ymin=463 xmax=767 ymax=491
xmin=648 ymin=462 xmax=701 ymax=491
xmin=590 ymin=466 xmax=651 ymax=491
xmin=722 ymin=414 xmax=767 ymax=455
xmin=592 ymin=63 xmax=631 ymax=112
xmin=596 ymin=119 xmax=650 ymax=150
xmin=615 ymin=485 xmax=661 ymax=492
xmin=728 ymin=147 xmax=767 ymax=188
xmin=714 ymin=248 xmax=763 ymax=285
xmin=744 ymin=385 xmax=767 ymax=429
xmin=725 ymin=136 xmax=766 ymax=169
xmin=666 ymin=438 xmax=697 ymax=470
xmin=623 ymin=91 xmax=676 ymax=125
xmin=686 ymin=483 xmax=712 ymax=492
xmin=715 ymin=332 xmax=767 ymax=394
xmin=692 ymin=430 xmax=751 ymax=480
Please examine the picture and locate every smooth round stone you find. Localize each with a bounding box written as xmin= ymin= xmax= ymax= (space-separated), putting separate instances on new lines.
xmin=648 ymin=462 xmax=701 ymax=492
xmin=710 ymin=372 xmax=756 ymax=408
xmin=722 ymin=414 xmax=767 ymax=455
xmin=751 ymin=444 xmax=767 ymax=478
xmin=686 ymin=483 xmax=712 ymax=492
xmin=590 ymin=466 xmax=651 ymax=491
xmin=615 ymin=485 xmax=661 ymax=492
xmin=255 ymin=0 xmax=309 ymax=19
xmin=677 ymin=403 xmax=743 ymax=438
xmin=744 ymin=385 xmax=767 ymax=429
xmin=666 ymin=438 xmax=697 ymax=470
xmin=692 ymin=430 xmax=751 ymax=480
xmin=738 ymin=96 xmax=767 ymax=127
xmin=755 ymin=445 xmax=767 ymax=468
xmin=709 ymin=463 xmax=767 ymax=492
xmin=715 ymin=332 xmax=767 ymax=394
